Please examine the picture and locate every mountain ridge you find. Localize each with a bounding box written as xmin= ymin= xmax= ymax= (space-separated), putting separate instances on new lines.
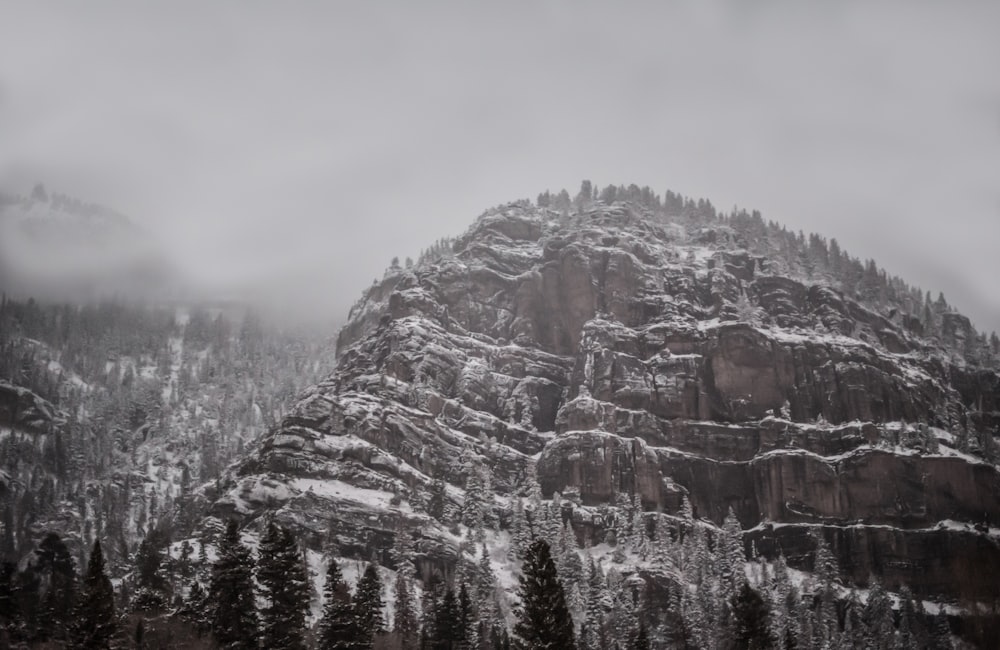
xmin=206 ymin=193 xmax=999 ymax=645
xmin=3 ymin=184 xmax=998 ymax=647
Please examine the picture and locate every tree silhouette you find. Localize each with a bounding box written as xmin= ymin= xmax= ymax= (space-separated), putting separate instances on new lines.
xmin=513 ymin=538 xmax=575 ymax=649
xmin=208 ymin=520 xmax=259 ymax=649
xmin=71 ymin=539 xmax=117 ymax=649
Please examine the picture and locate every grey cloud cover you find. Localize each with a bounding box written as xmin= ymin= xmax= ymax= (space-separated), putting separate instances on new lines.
xmin=1 ymin=0 xmax=998 ymax=331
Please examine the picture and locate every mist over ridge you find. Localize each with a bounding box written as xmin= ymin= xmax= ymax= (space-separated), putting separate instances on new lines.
xmin=1 ymin=1 xmax=998 ymax=332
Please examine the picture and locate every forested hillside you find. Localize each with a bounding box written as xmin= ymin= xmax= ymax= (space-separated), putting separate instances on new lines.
xmin=0 ymin=296 xmax=335 ymax=569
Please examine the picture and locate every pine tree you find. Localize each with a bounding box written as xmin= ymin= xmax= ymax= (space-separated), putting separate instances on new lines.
xmin=10 ymin=564 xmax=41 ymax=644
xmin=319 ymin=558 xmax=358 ymax=650
xmin=811 ymin=530 xmax=839 ymax=645
xmin=513 ymin=539 xmax=575 ymax=649
xmin=632 ymin=620 xmax=650 ymax=650
xmin=0 ymin=560 xmax=22 ymax=644
xmin=680 ymin=578 xmax=708 ymax=649
xmin=36 ymin=532 xmax=77 ymax=641
xmin=71 ymin=539 xmax=117 ymax=649
xmin=258 ymin=522 xmax=310 ymax=650
xmin=354 ymin=563 xmax=385 ymax=649
xmin=768 ymin=554 xmax=799 ymax=650
xmin=731 ymin=581 xmax=772 ymax=650
xmin=208 ymin=520 xmax=259 ymax=650
xmin=457 ymin=582 xmax=474 ymax=649
xmin=896 ymin=586 xmax=919 ymax=650
xmin=679 ymin=494 xmax=694 ymax=522
xmin=627 ymin=495 xmax=648 ymax=559
xmin=811 ymin=531 xmax=838 ymax=590
xmin=510 ymin=497 xmax=529 ymax=560
xmin=197 ymin=540 xmax=210 ymax=583
xmin=719 ymin=507 xmax=745 ymax=602
xmin=863 ymin=578 xmax=895 ymax=650
xmin=557 ymin=522 xmax=586 ymax=625
xmin=178 ymin=539 xmax=194 ymax=583
xmin=462 ymin=462 xmax=487 ymax=542
xmin=979 ymin=429 xmax=999 ymax=463
xmin=31 ymin=183 xmax=48 ymax=202
xmin=393 ymin=570 xmax=419 ymax=649
xmin=391 ymin=527 xmax=419 ymax=648
xmin=132 ymin=534 xmax=170 ymax=614
xmin=609 ymin=576 xmax=638 ymax=648
xmin=931 ymin=610 xmax=952 ymax=650
xmin=583 ymin=556 xmax=611 ymax=650
xmin=419 ymin=575 xmax=444 ymax=650
xmin=431 ymin=587 xmax=461 ymax=650
xmin=956 ymin=425 xmax=971 ymax=453
xmin=131 ymin=616 xmax=147 ymax=650
xmin=652 ymin=514 xmax=674 ymax=566
xmin=574 ymin=180 xmax=593 ymax=211
xmin=429 ymin=477 xmax=447 ymax=522
xmin=474 ymin=543 xmax=498 ymax=632
xmin=176 ymin=579 xmax=210 ymax=636
xmin=839 ymin=591 xmax=865 ymax=648
xmin=543 ymin=499 xmax=563 ymax=551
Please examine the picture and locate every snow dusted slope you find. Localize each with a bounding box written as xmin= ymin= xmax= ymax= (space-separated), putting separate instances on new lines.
xmin=210 ymin=200 xmax=1000 ymax=635
xmin=0 ymin=298 xmax=336 ymax=572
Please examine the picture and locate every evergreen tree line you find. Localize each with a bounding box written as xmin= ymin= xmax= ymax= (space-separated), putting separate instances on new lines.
xmin=0 ymin=296 xmax=331 ymax=418
xmin=0 ymin=503 xmax=964 ymax=649
xmin=0 ymin=534 xmax=118 ymax=648
xmin=0 ymin=518 xmax=500 ymax=650
xmin=502 ymin=486 xmax=956 ymax=650
xmin=413 ymin=457 xmax=961 ymax=648
xmin=18 ymin=182 xmax=128 ymax=223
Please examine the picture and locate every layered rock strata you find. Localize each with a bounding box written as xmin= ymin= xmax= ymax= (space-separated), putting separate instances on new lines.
xmin=220 ymin=201 xmax=1000 ymax=608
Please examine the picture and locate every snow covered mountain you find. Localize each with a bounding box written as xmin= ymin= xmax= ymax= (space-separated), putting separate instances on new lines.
xmin=3 ymin=184 xmax=998 ymax=647
xmin=202 ymin=192 xmax=1000 ymax=646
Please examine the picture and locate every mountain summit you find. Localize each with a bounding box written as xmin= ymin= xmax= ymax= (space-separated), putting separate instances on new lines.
xmin=211 ymin=190 xmax=999 ymax=644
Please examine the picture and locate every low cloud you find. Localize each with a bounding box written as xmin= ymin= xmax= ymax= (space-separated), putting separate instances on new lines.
xmin=1 ymin=1 xmax=997 ymax=331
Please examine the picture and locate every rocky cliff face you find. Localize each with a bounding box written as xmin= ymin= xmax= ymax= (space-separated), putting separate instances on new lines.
xmin=218 ymin=201 xmax=1000 ymax=621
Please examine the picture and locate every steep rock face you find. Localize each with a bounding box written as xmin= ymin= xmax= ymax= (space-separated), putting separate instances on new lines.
xmin=0 ymin=380 xmax=62 ymax=434
xmin=220 ymin=201 xmax=1000 ymax=611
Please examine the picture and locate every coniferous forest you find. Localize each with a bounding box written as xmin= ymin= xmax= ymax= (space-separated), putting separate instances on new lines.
xmin=0 ymin=496 xmax=960 ymax=649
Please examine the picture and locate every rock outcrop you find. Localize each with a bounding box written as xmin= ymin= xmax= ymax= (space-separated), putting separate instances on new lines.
xmin=218 ymin=200 xmax=1000 ymax=622
xmin=0 ymin=379 xmax=62 ymax=434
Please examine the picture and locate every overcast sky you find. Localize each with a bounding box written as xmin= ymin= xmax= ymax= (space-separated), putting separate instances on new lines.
xmin=1 ymin=1 xmax=998 ymax=331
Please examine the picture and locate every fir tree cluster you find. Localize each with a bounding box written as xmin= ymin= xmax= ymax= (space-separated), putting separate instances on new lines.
xmin=0 ymin=485 xmax=973 ymax=650
xmin=501 ymin=485 xmax=959 ymax=650
xmin=0 ymin=536 xmax=119 ymax=648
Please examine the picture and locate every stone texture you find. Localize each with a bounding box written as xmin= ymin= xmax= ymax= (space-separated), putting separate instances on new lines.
xmin=0 ymin=379 xmax=60 ymax=434
xmin=216 ymin=201 xmax=1000 ymax=611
